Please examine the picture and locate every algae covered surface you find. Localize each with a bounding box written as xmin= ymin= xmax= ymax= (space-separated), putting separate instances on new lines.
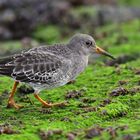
xmin=0 ymin=20 xmax=140 ymax=140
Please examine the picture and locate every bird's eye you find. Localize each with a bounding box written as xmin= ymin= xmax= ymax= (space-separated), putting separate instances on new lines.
xmin=86 ymin=41 xmax=92 ymax=46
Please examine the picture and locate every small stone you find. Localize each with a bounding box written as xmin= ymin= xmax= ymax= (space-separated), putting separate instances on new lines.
xmin=123 ymin=134 xmax=133 ymax=140
xmin=65 ymin=89 xmax=85 ymax=99
xmin=107 ymin=127 xmax=117 ymax=138
xmin=67 ymin=133 xmax=75 ymax=140
xmin=118 ymin=80 xmax=128 ymax=85
xmin=109 ymin=87 xmax=129 ymax=97
xmin=85 ymin=126 xmax=103 ymax=139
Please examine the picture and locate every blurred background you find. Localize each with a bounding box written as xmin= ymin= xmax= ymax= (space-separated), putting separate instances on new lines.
xmin=0 ymin=0 xmax=140 ymax=59
xmin=0 ymin=1 xmax=140 ymax=139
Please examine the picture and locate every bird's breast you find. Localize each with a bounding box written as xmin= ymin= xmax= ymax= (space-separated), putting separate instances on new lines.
xmin=69 ymin=55 xmax=88 ymax=80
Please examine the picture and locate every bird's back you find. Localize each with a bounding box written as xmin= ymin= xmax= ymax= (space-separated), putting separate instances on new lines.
xmin=0 ymin=45 xmax=73 ymax=88
xmin=0 ymin=56 xmax=15 ymax=76
xmin=0 ymin=44 xmax=88 ymax=90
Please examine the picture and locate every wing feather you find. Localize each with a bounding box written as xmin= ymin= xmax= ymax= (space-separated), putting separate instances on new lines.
xmin=0 ymin=49 xmax=71 ymax=84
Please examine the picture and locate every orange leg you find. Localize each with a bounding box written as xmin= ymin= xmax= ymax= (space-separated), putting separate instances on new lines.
xmin=34 ymin=93 xmax=67 ymax=108
xmin=7 ymin=81 xmax=23 ymax=109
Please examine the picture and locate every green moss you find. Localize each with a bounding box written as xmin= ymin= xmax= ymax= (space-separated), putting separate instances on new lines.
xmin=0 ymin=58 xmax=140 ymax=139
xmin=100 ymin=102 xmax=129 ymax=118
xmin=0 ymin=41 xmax=22 ymax=56
xmin=32 ymin=25 xmax=61 ymax=44
xmin=96 ymin=20 xmax=140 ymax=57
xmin=0 ymin=20 xmax=140 ymax=139
xmin=119 ymin=0 xmax=140 ymax=6
xmin=71 ymin=6 xmax=96 ymax=16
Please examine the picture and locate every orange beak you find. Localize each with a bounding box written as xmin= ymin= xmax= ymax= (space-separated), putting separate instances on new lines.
xmin=95 ymin=46 xmax=115 ymax=60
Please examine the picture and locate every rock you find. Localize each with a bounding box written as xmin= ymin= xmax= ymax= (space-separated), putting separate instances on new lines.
xmin=107 ymin=127 xmax=118 ymax=139
xmin=0 ymin=26 xmax=12 ymax=39
xmin=96 ymin=6 xmax=140 ymax=24
xmin=105 ymin=54 xmax=140 ymax=66
xmin=85 ymin=126 xmax=103 ymax=139
xmin=0 ymin=124 xmax=19 ymax=135
xmin=0 ymin=0 xmax=140 ymax=40
xmin=69 ymin=0 xmax=117 ymax=6
xmin=65 ymin=89 xmax=85 ymax=99
xmin=39 ymin=129 xmax=63 ymax=140
xmin=109 ymin=87 xmax=129 ymax=97
xmin=118 ymin=80 xmax=128 ymax=85
xmin=67 ymin=133 xmax=76 ymax=140
xmin=123 ymin=134 xmax=133 ymax=140
xmin=0 ymin=0 xmax=71 ymax=39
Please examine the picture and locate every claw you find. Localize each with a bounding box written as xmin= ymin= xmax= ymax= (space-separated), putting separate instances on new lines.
xmin=7 ymin=99 xmax=23 ymax=109
xmin=42 ymin=101 xmax=68 ymax=108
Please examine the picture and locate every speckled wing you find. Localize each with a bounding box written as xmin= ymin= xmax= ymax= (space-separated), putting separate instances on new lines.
xmin=0 ymin=48 xmax=71 ymax=84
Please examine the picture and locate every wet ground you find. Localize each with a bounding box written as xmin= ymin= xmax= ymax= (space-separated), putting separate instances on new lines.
xmin=0 ymin=19 xmax=140 ymax=139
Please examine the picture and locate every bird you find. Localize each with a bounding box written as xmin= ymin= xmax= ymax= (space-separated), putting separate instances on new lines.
xmin=0 ymin=33 xmax=115 ymax=109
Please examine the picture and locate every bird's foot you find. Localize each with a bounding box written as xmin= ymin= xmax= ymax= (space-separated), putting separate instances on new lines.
xmin=42 ymin=101 xmax=67 ymax=108
xmin=34 ymin=94 xmax=67 ymax=108
xmin=7 ymin=99 xmax=23 ymax=109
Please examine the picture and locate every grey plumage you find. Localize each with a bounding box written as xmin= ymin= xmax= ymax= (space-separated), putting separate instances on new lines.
xmin=0 ymin=34 xmax=97 ymax=91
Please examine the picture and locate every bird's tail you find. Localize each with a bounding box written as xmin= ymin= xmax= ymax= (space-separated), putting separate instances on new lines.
xmin=0 ymin=56 xmax=14 ymax=76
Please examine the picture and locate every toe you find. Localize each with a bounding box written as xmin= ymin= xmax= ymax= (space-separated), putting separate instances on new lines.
xmin=7 ymin=102 xmax=23 ymax=109
xmin=15 ymin=104 xmax=24 ymax=109
xmin=42 ymin=101 xmax=68 ymax=108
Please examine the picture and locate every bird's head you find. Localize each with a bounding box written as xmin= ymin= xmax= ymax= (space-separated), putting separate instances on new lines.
xmin=69 ymin=33 xmax=115 ymax=59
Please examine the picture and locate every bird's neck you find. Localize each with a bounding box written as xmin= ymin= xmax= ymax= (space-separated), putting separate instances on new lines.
xmin=67 ymin=43 xmax=90 ymax=57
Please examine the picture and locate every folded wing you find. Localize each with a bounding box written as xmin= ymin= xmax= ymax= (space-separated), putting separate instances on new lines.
xmin=0 ymin=50 xmax=71 ymax=84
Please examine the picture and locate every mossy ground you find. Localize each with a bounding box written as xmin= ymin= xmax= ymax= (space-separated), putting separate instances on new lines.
xmin=0 ymin=20 xmax=140 ymax=140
